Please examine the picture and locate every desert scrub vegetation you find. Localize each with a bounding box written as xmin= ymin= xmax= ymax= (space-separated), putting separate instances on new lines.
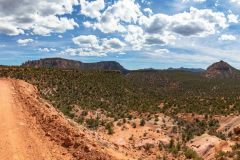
xmin=184 ymin=147 xmax=203 ymax=160
xmin=0 ymin=67 xmax=160 ymax=119
xmin=1 ymin=66 xmax=240 ymax=120
xmin=175 ymin=116 xmax=221 ymax=141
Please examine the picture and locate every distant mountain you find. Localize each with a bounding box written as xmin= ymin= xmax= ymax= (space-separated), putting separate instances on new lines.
xmin=167 ymin=67 xmax=205 ymax=73
xmin=204 ymin=60 xmax=239 ymax=78
xmin=22 ymin=58 xmax=129 ymax=74
xmin=134 ymin=67 xmax=205 ymax=73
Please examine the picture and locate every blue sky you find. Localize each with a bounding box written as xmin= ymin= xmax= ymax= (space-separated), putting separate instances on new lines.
xmin=0 ymin=0 xmax=240 ymax=69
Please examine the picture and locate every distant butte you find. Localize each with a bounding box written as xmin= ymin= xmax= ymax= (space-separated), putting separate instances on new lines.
xmin=204 ymin=60 xmax=238 ymax=78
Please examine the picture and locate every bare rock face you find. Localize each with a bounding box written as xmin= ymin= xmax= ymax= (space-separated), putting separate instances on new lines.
xmin=187 ymin=134 xmax=232 ymax=160
xmin=204 ymin=60 xmax=239 ymax=78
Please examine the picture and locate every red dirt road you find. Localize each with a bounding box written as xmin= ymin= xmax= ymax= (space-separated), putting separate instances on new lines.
xmin=0 ymin=79 xmax=73 ymax=160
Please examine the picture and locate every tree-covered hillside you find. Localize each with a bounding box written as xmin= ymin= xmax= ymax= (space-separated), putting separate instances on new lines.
xmin=1 ymin=66 xmax=240 ymax=119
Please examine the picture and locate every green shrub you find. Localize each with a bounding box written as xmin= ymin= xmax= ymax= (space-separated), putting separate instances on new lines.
xmin=140 ymin=119 xmax=145 ymax=126
xmin=132 ymin=122 xmax=136 ymax=128
xmin=105 ymin=122 xmax=114 ymax=134
xmin=184 ymin=148 xmax=202 ymax=160
xmin=86 ymin=118 xmax=99 ymax=129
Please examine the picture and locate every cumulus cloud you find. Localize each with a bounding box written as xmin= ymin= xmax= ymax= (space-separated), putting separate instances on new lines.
xmin=79 ymin=1 xmax=234 ymax=59
xmin=32 ymin=16 xmax=78 ymax=36
xmin=66 ymin=35 xmax=126 ymax=56
xmin=145 ymin=33 xmax=176 ymax=45
xmin=121 ymin=7 xmax=228 ymax=52
xmin=142 ymin=14 xmax=168 ymax=34
xmin=124 ymin=25 xmax=145 ymax=50
xmin=73 ymin=35 xmax=99 ymax=48
xmin=79 ymin=1 xmax=231 ymax=57
xmin=103 ymin=38 xmax=126 ymax=51
xmin=83 ymin=21 xmax=93 ymax=28
xmin=89 ymin=4 xmax=229 ymax=38
xmin=83 ymin=0 xmax=142 ymax=33
xmin=218 ymin=34 xmax=237 ymax=41
xmin=17 ymin=38 xmax=34 ymax=46
xmin=171 ymin=22 xmax=206 ymax=36
xmin=0 ymin=0 xmax=79 ymax=36
xmin=141 ymin=7 xmax=228 ymax=37
xmin=0 ymin=22 xmax=24 ymax=35
xmin=124 ymin=25 xmax=176 ymax=50
xmin=145 ymin=36 xmax=165 ymax=45
xmin=80 ymin=0 xmax=105 ymax=19
xmin=72 ymin=35 xmax=126 ymax=52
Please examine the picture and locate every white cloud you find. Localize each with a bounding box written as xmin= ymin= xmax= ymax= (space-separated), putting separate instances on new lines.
xmin=73 ymin=35 xmax=99 ymax=49
xmin=0 ymin=0 xmax=79 ymax=36
xmin=83 ymin=21 xmax=93 ymax=28
xmin=145 ymin=33 xmax=176 ymax=45
xmin=32 ymin=16 xmax=78 ymax=36
xmin=141 ymin=7 xmax=228 ymax=37
xmin=124 ymin=25 xmax=176 ymax=50
xmin=38 ymin=48 xmax=57 ymax=52
xmin=100 ymin=0 xmax=142 ymax=23
xmin=122 ymin=7 xmax=227 ymax=52
xmin=102 ymin=38 xmax=126 ymax=51
xmin=39 ymin=48 xmax=50 ymax=52
xmin=80 ymin=1 xmax=231 ymax=59
xmin=125 ymin=25 xmax=145 ymax=50
xmin=230 ymin=0 xmax=240 ymax=5
xmin=218 ymin=34 xmax=237 ymax=41
xmin=228 ymin=14 xmax=239 ymax=23
xmin=83 ymin=0 xmax=142 ymax=33
xmin=70 ymin=35 xmax=126 ymax=56
xmin=17 ymin=38 xmax=34 ymax=46
xmin=143 ymin=8 xmax=153 ymax=15
xmin=0 ymin=22 xmax=24 ymax=35
xmin=79 ymin=2 xmax=234 ymax=60
xmin=140 ymin=14 xmax=168 ymax=34
xmin=80 ymin=0 xmax=105 ymax=19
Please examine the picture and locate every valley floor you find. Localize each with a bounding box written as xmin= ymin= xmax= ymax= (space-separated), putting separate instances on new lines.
xmin=0 ymin=78 xmax=239 ymax=160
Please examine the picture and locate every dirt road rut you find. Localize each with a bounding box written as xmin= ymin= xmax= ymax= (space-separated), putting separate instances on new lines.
xmin=0 ymin=79 xmax=74 ymax=160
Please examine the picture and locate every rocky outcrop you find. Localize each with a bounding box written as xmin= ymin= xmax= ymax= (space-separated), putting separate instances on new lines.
xmin=204 ymin=60 xmax=239 ymax=78
xmin=187 ymin=134 xmax=232 ymax=160
xmin=22 ymin=58 xmax=129 ymax=74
